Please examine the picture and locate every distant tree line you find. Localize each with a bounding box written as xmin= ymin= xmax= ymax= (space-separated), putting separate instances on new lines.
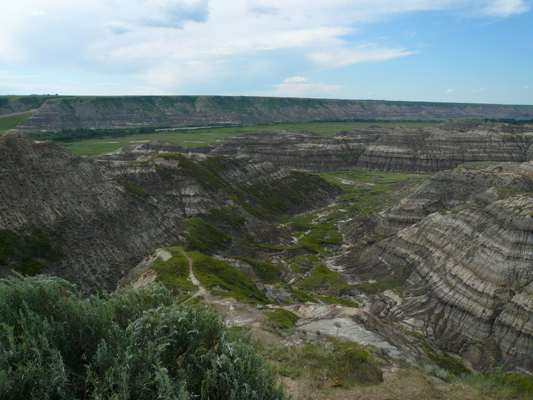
xmin=484 ymin=118 xmax=533 ymax=125
xmin=29 ymin=126 xmax=157 ymax=142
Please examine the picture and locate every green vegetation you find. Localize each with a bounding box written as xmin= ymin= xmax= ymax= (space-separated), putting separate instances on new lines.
xmin=200 ymin=206 xmax=246 ymax=228
xmin=357 ymin=275 xmax=405 ymax=293
xmin=318 ymin=168 xmax=429 ymax=217
xmin=292 ymin=223 xmax=342 ymax=254
xmin=458 ymin=367 xmax=533 ymax=398
xmin=31 ymin=126 xmax=156 ymax=142
xmin=315 ymin=295 xmax=358 ymax=308
xmin=189 ymin=252 xmax=270 ymax=304
xmin=267 ymin=338 xmax=383 ymax=388
xmin=182 ymin=218 xmax=231 ymax=251
xmin=159 ymin=154 xmax=225 ymax=190
xmin=357 ymin=266 xmax=412 ymax=293
xmin=0 ymin=112 xmax=33 ymax=135
xmin=0 ymin=274 xmax=285 ymax=399
xmin=300 ymin=265 xmax=346 ymax=288
xmin=423 ymin=344 xmax=471 ymax=376
xmin=47 ymin=121 xmax=440 ymax=156
xmin=0 ymin=229 xmax=61 ymax=275
xmin=232 ymin=257 xmax=282 ymax=284
xmin=150 ymin=247 xmax=197 ymax=292
xmin=263 ymin=308 xmax=299 ymax=330
xmin=115 ymin=178 xmax=149 ymax=198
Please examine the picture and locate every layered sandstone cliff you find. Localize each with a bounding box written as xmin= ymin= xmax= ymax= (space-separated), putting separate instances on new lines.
xmin=13 ymin=96 xmax=533 ymax=131
xmin=339 ymin=162 xmax=533 ymax=365
xmin=0 ymin=130 xmax=337 ymax=292
xmin=357 ymin=123 xmax=533 ymax=173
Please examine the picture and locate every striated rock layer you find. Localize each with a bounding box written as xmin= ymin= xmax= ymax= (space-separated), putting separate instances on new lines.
xmin=207 ymin=128 xmax=388 ymax=172
xmin=97 ymin=121 xmax=533 ymax=175
xmin=14 ymin=96 xmax=533 ymax=131
xmin=0 ymin=130 xmax=338 ymax=292
xmin=357 ymin=122 xmax=533 ymax=173
xmin=340 ymin=162 xmax=533 ymax=364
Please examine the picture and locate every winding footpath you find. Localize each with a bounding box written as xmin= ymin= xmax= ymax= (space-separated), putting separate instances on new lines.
xmin=179 ymin=247 xmax=209 ymax=301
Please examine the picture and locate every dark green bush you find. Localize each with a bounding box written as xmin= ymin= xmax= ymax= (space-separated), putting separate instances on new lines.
xmin=0 ymin=274 xmax=285 ymax=400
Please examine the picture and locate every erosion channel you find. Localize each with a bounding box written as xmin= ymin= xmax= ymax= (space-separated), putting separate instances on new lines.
xmin=2 ymin=120 xmax=533 ymax=399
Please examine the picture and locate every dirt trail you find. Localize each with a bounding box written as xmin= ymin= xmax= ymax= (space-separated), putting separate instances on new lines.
xmin=179 ymin=248 xmax=209 ymax=301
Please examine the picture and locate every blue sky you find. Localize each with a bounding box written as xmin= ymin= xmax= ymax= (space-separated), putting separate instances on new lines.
xmin=0 ymin=0 xmax=531 ymax=104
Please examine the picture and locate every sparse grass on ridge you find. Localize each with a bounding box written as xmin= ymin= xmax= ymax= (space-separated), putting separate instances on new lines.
xmin=0 ymin=112 xmax=33 ymax=135
xmin=52 ymin=121 xmax=439 ymax=156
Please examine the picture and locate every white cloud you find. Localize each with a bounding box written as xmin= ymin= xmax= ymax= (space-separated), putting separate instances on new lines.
xmin=446 ymin=89 xmax=454 ymax=93
xmin=283 ymin=76 xmax=308 ymax=83
xmin=471 ymin=88 xmax=488 ymax=93
xmin=483 ymin=0 xmax=529 ymax=17
xmin=525 ymin=85 xmax=531 ymax=89
xmin=310 ymin=44 xmax=416 ymax=68
xmin=0 ymin=0 xmax=530 ymax=95
xmin=247 ymin=1 xmax=286 ymax=19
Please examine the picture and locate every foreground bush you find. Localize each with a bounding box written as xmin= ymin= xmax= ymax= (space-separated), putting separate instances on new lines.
xmin=0 ymin=274 xmax=285 ymax=400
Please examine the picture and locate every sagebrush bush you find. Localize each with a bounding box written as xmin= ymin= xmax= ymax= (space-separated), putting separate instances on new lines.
xmin=0 ymin=274 xmax=285 ymax=400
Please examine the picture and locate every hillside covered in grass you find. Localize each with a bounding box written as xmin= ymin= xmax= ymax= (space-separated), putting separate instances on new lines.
xmin=3 ymin=95 xmax=533 ymax=132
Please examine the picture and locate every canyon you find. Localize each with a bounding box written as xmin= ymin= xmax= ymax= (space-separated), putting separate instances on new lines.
xmin=2 ymin=119 xmax=533 ymax=382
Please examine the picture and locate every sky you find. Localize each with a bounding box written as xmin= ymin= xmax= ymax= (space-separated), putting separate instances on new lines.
xmin=0 ymin=0 xmax=531 ymax=104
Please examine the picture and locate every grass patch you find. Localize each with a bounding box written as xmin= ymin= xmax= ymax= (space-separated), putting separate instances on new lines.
xmin=49 ymin=121 xmax=440 ymax=156
xmin=357 ymin=275 xmax=405 ymax=293
xmin=263 ymin=308 xmax=299 ymax=330
xmin=292 ymin=226 xmax=342 ymax=255
xmin=268 ymin=338 xmax=383 ymax=388
xmin=200 ymin=206 xmax=246 ymax=229
xmin=283 ymin=285 xmax=318 ymax=303
xmin=0 ymin=112 xmax=33 ymax=135
xmin=300 ymin=265 xmax=346 ymax=288
xmin=357 ymin=266 xmax=412 ymax=293
xmin=182 ymin=218 xmax=231 ymax=252
xmin=189 ymin=251 xmax=270 ymax=304
xmin=423 ymin=344 xmax=471 ymax=376
xmin=114 ymin=178 xmax=149 ymax=198
xmin=0 ymin=229 xmax=62 ymax=275
xmin=458 ymin=368 xmax=533 ymax=398
xmin=150 ymin=247 xmax=198 ymax=292
xmin=232 ymin=257 xmax=282 ymax=284
xmin=318 ymin=167 xmax=428 ymax=217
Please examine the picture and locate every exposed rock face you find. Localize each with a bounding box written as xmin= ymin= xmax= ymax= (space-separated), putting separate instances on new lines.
xmin=207 ymin=128 xmax=388 ymax=172
xmin=0 ymin=130 xmax=338 ymax=292
xmin=12 ymin=96 xmax=533 ymax=131
xmin=340 ymin=162 xmax=533 ymax=365
xmin=94 ymin=122 xmax=533 ymax=175
xmin=92 ymin=140 xmax=186 ymax=162
xmin=96 ymin=122 xmax=533 ymax=176
xmin=0 ymin=131 xmax=182 ymax=291
xmin=357 ymin=123 xmax=533 ymax=173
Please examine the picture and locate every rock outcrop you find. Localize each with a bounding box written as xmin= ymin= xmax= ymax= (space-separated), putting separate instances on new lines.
xmin=93 ymin=122 xmax=533 ymax=175
xmin=357 ymin=123 xmax=533 ymax=173
xmin=339 ymin=162 xmax=533 ymax=366
xmin=207 ymin=128 xmax=388 ymax=172
xmin=0 ymin=130 xmax=338 ymax=292
xmin=13 ymin=95 xmax=533 ymax=131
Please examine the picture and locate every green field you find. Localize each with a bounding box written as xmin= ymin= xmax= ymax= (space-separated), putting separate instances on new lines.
xmin=0 ymin=112 xmax=33 ymax=135
xmin=56 ymin=120 xmax=439 ymax=156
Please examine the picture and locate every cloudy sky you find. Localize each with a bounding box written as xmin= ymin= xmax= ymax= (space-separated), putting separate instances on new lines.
xmin=0 ymin=0 xmax=531 ymax=104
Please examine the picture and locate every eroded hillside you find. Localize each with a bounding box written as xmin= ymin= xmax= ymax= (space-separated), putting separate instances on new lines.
xmin=4 ymin=95 xmax=533 ymax=131
xmin=3 ymin=122 xmax=533 ymax=398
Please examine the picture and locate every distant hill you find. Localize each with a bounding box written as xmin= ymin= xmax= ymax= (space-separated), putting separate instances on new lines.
xmin=2 ymin=95 xmax=533 ymax=131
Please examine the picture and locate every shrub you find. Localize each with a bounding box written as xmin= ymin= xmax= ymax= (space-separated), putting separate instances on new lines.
xmin=0 ymin=274 xmax=285 ymax=400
